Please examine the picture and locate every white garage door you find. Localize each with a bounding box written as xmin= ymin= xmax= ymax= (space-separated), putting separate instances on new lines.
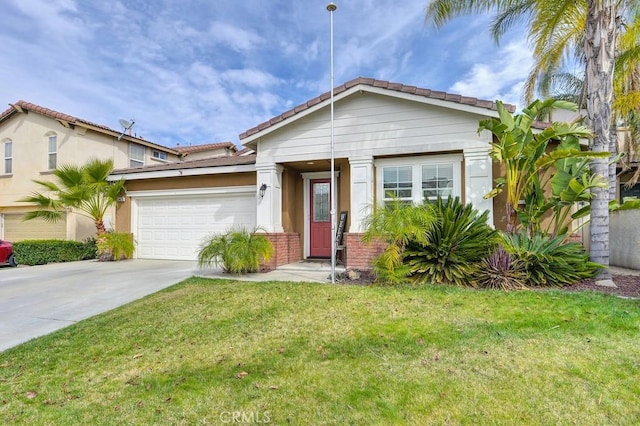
xmin=135 ymin=192 xmax=256 ymax=261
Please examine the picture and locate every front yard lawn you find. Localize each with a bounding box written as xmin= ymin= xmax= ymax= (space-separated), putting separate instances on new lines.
xmin=1 ymin=278 xmax=639 ymax=424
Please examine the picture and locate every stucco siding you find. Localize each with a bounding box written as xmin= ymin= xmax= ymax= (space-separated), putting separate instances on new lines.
xmin=0 ymin=110 xmax=180 ymax=243
xmin=123 ymin=172 xmax=256 ymax=192
xmin=281 ymin=168 xmax=298 ymax=232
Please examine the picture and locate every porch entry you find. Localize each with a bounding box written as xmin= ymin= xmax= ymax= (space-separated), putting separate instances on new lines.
xmin=309 ymin=178 xmax=332 ymax=257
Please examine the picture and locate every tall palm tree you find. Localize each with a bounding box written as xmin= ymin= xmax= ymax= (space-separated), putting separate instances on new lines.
xmin=536 ymin=14 xmax=640 ymax=191
xmin=426 ymin=0 xmax=633 ymax=281
xmin=20 ymin=158 xmax=125 ymax=237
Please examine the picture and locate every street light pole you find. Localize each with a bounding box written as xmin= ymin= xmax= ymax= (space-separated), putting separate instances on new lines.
xmin=327 ymin=2 xmax=337 ymax=283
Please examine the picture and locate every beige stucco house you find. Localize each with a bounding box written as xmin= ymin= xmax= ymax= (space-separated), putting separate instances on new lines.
xmin=110 ymin=77 xmax=511 ymax=270
xmin=0 ymin=101 xmax=231 ymax=242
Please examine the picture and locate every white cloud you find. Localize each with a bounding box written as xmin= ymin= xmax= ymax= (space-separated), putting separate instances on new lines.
xmin=448 ymin=38 xmax=533 ymax=107
xmin=208 ymin=21 xmax=263 ymax=52
xmin=0 ymin=0 xmax=537 ymax=147
xmin=221 ymin=69 xmax=281 ymax=89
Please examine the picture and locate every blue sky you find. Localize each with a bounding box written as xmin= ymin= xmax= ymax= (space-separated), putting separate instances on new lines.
xmin=1 ymin=0 xmax=532 ymax=148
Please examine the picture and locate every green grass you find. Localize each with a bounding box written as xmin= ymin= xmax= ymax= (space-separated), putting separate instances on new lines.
xmin=1 ymin=278 xmax=640 ymax=425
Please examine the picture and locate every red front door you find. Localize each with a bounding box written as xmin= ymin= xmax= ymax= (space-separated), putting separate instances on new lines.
xmin=310 ymin=179 xmax=332 ymax=257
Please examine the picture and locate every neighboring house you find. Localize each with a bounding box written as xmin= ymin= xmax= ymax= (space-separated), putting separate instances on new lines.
xmin=0 ymin=100 xmax=221 ymax=242
xmin=111 ymin=77 xmax=512 ymax=270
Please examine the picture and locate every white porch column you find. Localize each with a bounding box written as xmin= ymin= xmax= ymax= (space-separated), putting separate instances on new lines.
xmin=349 ymin=156 xmax=374 ymax=232
xmin=255 ymin=163 xmax=284 ymax=233
xmin=464 ymin=146 xmax=494 ymax=226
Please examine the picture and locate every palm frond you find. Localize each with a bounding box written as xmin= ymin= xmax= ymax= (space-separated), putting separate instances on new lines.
xmin=21 ymin=210 xmax=65 ymax=223
xmin=425 ymin=0 xmax=518 ymax=29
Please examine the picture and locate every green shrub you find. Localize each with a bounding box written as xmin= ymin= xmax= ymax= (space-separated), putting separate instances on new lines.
xmin=198 ymin=227 xmax=274 ymax=274
xmin=12 ymin=239 xmax=97 ymax=265
xmin=500 ymin=232 xmax=601 ymax=287
xmin=80 ymin=237 xmax=98 ymax=259
xmin=475 ymin=245 xmax=528 ymax=290
xmin=363 ymin=199 xmax=435 ymax=285
xmin=97 ymin=232 xmax=135 ymax=261
xmin=403 ymin=197 xmax=498 ymax=286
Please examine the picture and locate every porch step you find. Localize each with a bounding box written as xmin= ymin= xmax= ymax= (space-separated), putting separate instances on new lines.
xmin=277 ymin=259 xmax=346 ymax=273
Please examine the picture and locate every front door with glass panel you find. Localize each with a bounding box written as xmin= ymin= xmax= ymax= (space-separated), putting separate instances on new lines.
xmin=309 ymin=179 xmax=331 ymax=257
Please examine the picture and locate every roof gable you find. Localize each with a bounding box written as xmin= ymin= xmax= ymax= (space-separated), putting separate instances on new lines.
xmin=239 ymin=77 xmax=515 ymax=145
xmin=0 ymin=100 xmax=179 ymax=154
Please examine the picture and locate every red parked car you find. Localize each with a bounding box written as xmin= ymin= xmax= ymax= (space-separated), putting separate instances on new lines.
xmin=0 ymin=240 xmax=17 ymax=267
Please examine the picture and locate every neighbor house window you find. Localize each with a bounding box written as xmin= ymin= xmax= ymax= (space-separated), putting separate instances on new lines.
xmin=47 ymin=133 xmax=57 ymax=170
xmin=376 ymin=155 xmax=462 ymax=205
xmin=151 ymin=150 xmax=167 ymax=160
xmin=620 ymin=182 xmax=640 ymax=202
xmin=3 ymin=140 xmax=12 ymax=174
xmin=129 ymin=143 xmax=145 ymax=167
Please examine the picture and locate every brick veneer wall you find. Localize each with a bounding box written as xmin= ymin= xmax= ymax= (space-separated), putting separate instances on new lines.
xmin=565 ymin=233 xmax=583 ymax=244
xmin=260 ymin=233 xmax=301 ymax=271
xmin=344 ymin=233 xmax=387 ymax=270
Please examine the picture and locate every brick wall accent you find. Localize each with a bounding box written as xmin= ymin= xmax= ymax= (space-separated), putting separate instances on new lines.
xmin=260 ymin=233 xmax=301 ymax=271
xmin=565 ymin=233 xmax=583 ymax=244
xmin=344 ymin=233 xmax=387 ymax=270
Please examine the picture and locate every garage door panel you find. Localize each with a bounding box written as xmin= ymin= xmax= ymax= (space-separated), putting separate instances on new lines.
xmin=135 ymin=193 xmax=256 ymax=261
xmin=3 ymin=213 xmax=67 ymax=241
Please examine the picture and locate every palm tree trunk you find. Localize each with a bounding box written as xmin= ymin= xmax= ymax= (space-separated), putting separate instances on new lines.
xmin=609 ymin=124 xmax=618 ymax=202
xmin=95 ymin=220 xmax=107 ymax=236
xmin=95 ymin=220 xmax=110 ymax=260
xmin=585 ymin=0 xmax=617 ymax=280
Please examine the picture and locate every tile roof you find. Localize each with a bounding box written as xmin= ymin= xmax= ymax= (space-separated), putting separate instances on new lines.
xmin=173 ymin=142 xmax=237 ymax=154
xmin=0 ymin=100 xmax=178 ymax=153
xmin=111 ymin=154 xmax=256 ymax=175
xmin=239 ymin=77 xmax=516 ymax=140
xmin=235 ymin=147 xmax=254 ymax=156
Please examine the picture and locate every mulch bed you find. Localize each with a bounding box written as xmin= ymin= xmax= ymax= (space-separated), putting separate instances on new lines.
xmin=564 ymin=274 xmax=640 ymax=299
xmin=337 ymin=270 xmax=640 ymax=299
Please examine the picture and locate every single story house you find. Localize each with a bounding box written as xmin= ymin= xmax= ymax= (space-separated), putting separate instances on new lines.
xmin=110 ymin=77 xmax=512 ymax=269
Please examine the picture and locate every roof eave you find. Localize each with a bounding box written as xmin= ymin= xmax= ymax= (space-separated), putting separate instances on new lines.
xmin=108 ymin=163 xmax=256 ymax=181
xmin=73 ymin=122 xmax=180 ymax=154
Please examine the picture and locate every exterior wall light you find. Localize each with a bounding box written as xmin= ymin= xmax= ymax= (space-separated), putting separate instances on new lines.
xmin=259 ymin=183 xmax=268 ymax=199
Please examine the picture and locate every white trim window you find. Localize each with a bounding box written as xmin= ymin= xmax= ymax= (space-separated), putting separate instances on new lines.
xmin=3 ymin=139 xmax=12 ymax=174
xmin=151 ymin=150 xmax=168 ymax=161
xmin=376 ymin=154 xmax=462 ymax=205
xmin=129 ymin=143 xmax=145 ymax=167
xmin=47 ymin=133 xmax=57 ymax=170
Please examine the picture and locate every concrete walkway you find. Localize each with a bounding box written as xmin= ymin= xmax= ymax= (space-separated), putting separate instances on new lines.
xmin=199 ymin=258 xmax=345 ymax=282
xmin=0 ymin=259 xmax=337 ymax=352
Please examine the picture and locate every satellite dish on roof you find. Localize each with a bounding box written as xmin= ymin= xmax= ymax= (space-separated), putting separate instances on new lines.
xmin=117 ymin=118 xmax=135 ymax=140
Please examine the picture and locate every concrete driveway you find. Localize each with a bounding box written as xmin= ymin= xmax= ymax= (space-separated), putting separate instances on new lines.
xmin=0 ymin=259 xmax=199 ymax=352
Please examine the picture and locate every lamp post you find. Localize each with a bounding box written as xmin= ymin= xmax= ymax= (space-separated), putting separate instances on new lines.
xmin=327 ymin=2 xmax=337 ymax=283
